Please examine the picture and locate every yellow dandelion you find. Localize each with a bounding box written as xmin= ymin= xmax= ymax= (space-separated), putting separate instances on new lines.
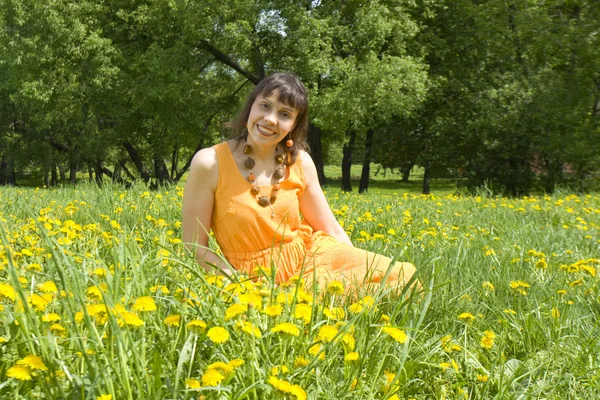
xmin=37 ymin=281 xmax=58 ymax=293
xmin=480 ymin=330 xmax=495 ymax=349
xmin=50 ymin=324 xmax=67 ymax=334
xmin=17 ymin=355 xmax=48 ymax=371
xmin=381 ymin=326 xmax=408 ymax=344
xmin=263 ymin=304 xmax=283 ymax=317
xmin=163 ymin=314 xmax=181 ymax=327
xmin=348 ymin=303 xmax=363 ymax=313
xmin=482 ymin=281 xmax=495 ymax=291
xmin=6 ymin=365 xmax=32 ymax=381
xmin=308 ymin=344 xmax=325 ymax=360
xmin=235 ymin=320 xmax=262 ymax=338
xmin=294 ymin=356 xmax=309 ymax=367
xmin=120 ymin=311 xmax=144 ymax=327
xmin=29 ymin=293 xmax=53 ymax=312
xmin=187 ymin=319 xmax=207 ymax=332
xmin=0 ymin=284 xmax=14 ymax=302
xmin=551 ymin=307 xmax=560 ymax=319
xmin=185 ymin=379 xmax=200 ymax=389
xmin=457 ymin=312 xmax=476 ymax=323
xmin=132 ymin=296 xmax=157 ymax=312
xmin=207 ymin=327 xmax=230 ymax=344
xmin=476 ymin=374 xmax=489 ymax=382
xmin=225 ymin=303 xmax=248 ymax=320
xmin=557 ymin=289 xmax=567 ymax=295
xmin=535 ymin=259 xmax=548 ymax=269
xmin=569 ymin=278 xmax=583 ymax=287
xmin=317 ymin=325 xmax=338 ymax=343
xmin=207 ymin=361 xmax=234 ymax=375
xmin=227 ymin=359 xmax=245 ymax=369
xmin=294 ymin=303 xmax=312 ymax=325
xmin=42 ymin=313 xmax=61 ymax=323
xmin=201 ymin=368 xmax=225 ymax=386
xmin=344 ymin=352 xmax=359 ymax=361
xmin=96 ymin=395 xmax=112 ymax=400
xmin=271 ymin=322 xmax=300 ymax=337
xmin=323 ymin=306 xmax=345 ymax=320
xmin=326 ymin=280 xmax=344 ymax=295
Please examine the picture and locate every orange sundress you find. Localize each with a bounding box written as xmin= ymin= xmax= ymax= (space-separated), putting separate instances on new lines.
xmin=211 ymin=142 xmax=415 ymax=289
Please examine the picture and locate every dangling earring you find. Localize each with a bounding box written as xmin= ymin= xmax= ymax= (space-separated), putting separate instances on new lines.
xmin=284 ymin=133 xmax=295 ymax=166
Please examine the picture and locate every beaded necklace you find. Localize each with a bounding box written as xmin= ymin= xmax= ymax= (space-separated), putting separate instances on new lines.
xmin=244 ymin=138 xmax=294 ymax=217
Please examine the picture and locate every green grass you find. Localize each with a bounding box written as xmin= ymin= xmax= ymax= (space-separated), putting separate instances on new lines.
xmin=0 ymin=184 xmax=598 ymax=399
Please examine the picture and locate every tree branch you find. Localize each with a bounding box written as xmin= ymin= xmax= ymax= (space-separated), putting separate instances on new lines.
xmin=197 ymin=39 xmax=260 ymax=84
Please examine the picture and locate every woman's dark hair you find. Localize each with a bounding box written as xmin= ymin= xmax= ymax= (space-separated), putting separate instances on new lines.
xmin=230 ymin=72 xmax=309 ymax=160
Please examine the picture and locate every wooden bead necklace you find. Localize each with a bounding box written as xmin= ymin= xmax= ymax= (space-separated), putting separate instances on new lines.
xmin=244 ymin=137 xmax=294 ymax=217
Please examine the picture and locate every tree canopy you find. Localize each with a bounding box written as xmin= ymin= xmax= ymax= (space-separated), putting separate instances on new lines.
xmin=1 ymin=0 xmax=598 ymax=194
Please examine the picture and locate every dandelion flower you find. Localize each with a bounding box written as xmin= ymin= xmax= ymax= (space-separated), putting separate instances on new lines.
xmin=476 ymin=374 xmax=489 ymax=382
xmin=263 ymin=304 xmax=283 ymax=317
xmin=6 ymin=365 xmax=32 ymax=381
xmin=308 ymin=344 xmax=325 ymax=360
xmin=132 ymin=296 xmax=157 ymax=312
xmin=457 ymin=312 xmax=476 ymax=323
xmin=551 ymin=307 xmax=560 ymax=319
xmin=326 ymin=280 xmax=344 ymax=295
xmin=17 ymin=355 xmax=48 ymax=371
xmin=271 ymin=323 xmax=300 ymax=337
xmin=235 ymin=321 xmax=262 ymax=338
xmin=535 ymin=259 xmax=548 ymax=269
xmin=37 ymin=281 xmax=58 ymax=293
xmin=225 ymin=303 xmax=247 ymax=320
xmin=482 ymin=281 xmax=495 ymax=291
xmin=348 ymin=303 xmax=363 ymax=313
xmin=185 ymin=379 xmax=200 ymax=389
xmin=480 ymin=330 xmax=496 ymax=349
xmin=29 ymin=293 xmax=53 ymax=312
xmin=381 ymin=326 xmax=408 ymax=344
xmin=201 ymin=368 xmax=225 ymax=386
xmin=207 ymin=327 xmax=230 ymax=344
xmin=42 ymin=313 xmax=61 ymax=323
xmin=344 ymin=352 xmax=359 ymax=361
xmin=97 ymin=396 xmax=112 ymax=400
xmin=207 ymin=361 xmax=234 ymax=375
xmin=294 ymin=304 xmax=312 ymax=325
xmin=163 ymin=314 xmax=181 ymax=327
xmin=314 ymin=325 xmax=337 ymax=343
xmin=187 ymin=319 xmax=207 ymax=332
xmin=294 ymin=356 xmax=309 ymax=367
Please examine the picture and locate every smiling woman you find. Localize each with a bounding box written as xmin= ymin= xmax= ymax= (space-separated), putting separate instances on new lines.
xmin=181 ymin=72 xmax=417 ymax=292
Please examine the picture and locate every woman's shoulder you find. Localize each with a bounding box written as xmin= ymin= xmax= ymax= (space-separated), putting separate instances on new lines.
xmin=191 ymin=147 xmax=218 ymax=170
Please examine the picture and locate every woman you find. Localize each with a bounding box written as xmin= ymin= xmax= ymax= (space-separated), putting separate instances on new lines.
xmin=182 ymin=72 xmax=416 ymax=291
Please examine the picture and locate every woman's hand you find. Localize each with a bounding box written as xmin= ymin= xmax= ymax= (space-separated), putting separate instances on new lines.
xmin=298 ymin=151 xmax=353 ymax=246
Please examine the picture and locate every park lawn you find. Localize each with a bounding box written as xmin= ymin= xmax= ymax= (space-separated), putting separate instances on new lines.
xmin=0 ymin=184 xmax=598 ymax=399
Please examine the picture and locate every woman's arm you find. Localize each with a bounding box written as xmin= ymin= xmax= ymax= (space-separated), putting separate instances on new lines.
xmin=298 ymin=151 xmax=353 ymax=246
xmin=182 ymin=148 xmax=234 ymax=277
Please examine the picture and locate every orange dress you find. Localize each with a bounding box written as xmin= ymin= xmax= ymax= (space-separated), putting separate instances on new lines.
xmin=211 ymin=142 xmax=415 ymax=289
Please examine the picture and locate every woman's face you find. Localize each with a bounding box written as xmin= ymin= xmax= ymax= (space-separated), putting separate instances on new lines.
xmin=246 ymin=92 xmax=298 ymax=149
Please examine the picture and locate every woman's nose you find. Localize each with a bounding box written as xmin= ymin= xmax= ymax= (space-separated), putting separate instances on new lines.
xmin=264 ymin=112 xmax=277 ymax=125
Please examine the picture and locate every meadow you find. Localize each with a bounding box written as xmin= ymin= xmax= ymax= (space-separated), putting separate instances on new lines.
xmin=0 ymin=183 xmax=598 ymax=399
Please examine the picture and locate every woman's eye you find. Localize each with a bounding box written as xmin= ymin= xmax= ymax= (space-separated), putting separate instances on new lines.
xmin=280 ymin=112 xmax=291 ymax=119
xmin=260 ymin=103 xmax=270 ymax=109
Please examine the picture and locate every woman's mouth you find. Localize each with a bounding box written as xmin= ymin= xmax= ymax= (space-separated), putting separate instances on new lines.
xmin=257 ymin=125 xmax=276 ymax=136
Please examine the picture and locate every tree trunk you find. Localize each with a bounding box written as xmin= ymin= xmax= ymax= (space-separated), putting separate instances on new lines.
xmin=422 ymin=162 xmax=431 ymax=195
xmin=170 ymin=145 xmax=179 ymax=181
xmin=341 ymin=129 xmax=356 ymax=192
xmin=0 ymin=156 xmax=7 ymax=185
xmin=69 ymin=161 xmax=77 ymax=184
xmin=88 ymin=166 xmax=93 ymax=181
xmin=44 ymin=167 xmax=50 ymax=188
xmin=119 ymin=159 xmax=137 ymax=182
xmin=401 ymin=165 xmax=412 ymax=183
xmin=58 ymin=163 xmax=66 ymax=182
xmin=51 ymin=163 xmax=58 ymax=186
xmin=307 ymin=122 xmax=326 ymax=185
xmin=94 ymin=161 xmax=103 ymax=186
xmin=123 ymin=141 xmax=151 ymax=183
xmin=153 ymin=155 xmax=171 ymax=186
xmin=359 ymin=128 xmax=375 ymax=193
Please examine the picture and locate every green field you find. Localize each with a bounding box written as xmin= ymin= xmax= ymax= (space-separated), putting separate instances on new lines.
xmin=0 ymin=184 xmax=598 ymax=399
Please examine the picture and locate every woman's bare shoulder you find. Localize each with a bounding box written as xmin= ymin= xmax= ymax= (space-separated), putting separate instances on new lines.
xmin=189 ymin=147 xmax=219 ymax=189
